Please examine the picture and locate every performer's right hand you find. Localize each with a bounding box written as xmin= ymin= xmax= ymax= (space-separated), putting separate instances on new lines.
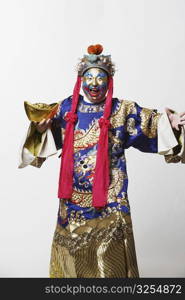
xmin=34 ymin=118 xmax=52 ymax=133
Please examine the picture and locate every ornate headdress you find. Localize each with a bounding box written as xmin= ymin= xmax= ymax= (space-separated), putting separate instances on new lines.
xmin=77 ymin=44 xmax=115 ymax=77
xmin=58 ymin=44 xmax=115 ymax=208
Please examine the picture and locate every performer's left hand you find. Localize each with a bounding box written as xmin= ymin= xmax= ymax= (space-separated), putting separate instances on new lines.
xmin=165 ymin=108 xmax=185 ymax=131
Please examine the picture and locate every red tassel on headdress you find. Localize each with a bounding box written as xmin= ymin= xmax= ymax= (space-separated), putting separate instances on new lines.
xmin=58 ymin=76 xmax=81 ymax=198
xmin=92 ymin=77 xmax=113 ymax=208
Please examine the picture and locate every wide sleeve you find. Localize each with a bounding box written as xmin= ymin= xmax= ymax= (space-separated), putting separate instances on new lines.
xmin=124 ymin=101 xmax=185 ymax=163
xmin=18 ymin=101 xmax=63 ymax=169
xmin=124 ymin=102 xmax=162 ymax=153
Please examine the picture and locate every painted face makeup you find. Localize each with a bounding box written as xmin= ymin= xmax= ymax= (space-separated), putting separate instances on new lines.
xmin=82 ymin=68 xmax=108 ymax=103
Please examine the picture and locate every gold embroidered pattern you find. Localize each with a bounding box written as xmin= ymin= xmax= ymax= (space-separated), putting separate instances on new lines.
xmin=71 ymin=168 xmax=128 ymax=207
xmin=126 ymin=118 xmax=138 ymax=135
xmin=50 ymin=244 xmax=77 ymax=278
xmin=108 ymin=130 xmax=122 ymax=145
xmin=61 ymin=100 xmax=139 ymax=153
xmin=59 ymin=198 xmax=68 ymax=220
xmin=49 ymin=212 xmax=139 ymax=278
xmin=110 ymin=100 xmax=125 ymax=128
xmin=140 ymin=108 xmax=161 ymax=138
xmin=74 ymin=119 xmax=100 ymax=152
xmin=123 ymin=100 xmax=137 ymax=115
xmin=110 ymin=99 xmax=137 ymax=128
xmin=71 ymin=190 xmax=92 ymax=206
xmin=108 ymin=168 xmax=128 ymax=204
xmin=54 ymin=221 xmax=129 ymax=255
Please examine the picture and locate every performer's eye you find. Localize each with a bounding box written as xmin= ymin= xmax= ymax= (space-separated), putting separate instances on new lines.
xmin=80 ymin=160 xmax=84 ymax=164
xmin=83 ymin=165 xmax=87 ymax=169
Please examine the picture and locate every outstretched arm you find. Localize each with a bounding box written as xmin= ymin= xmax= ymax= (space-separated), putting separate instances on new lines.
xmin=123 ymin=101 xmax=185 ymax=163
xmin=124 ymin=101 xmax=161 ymax=153
xmin=18 ymin=101 xmax=62 ymax=169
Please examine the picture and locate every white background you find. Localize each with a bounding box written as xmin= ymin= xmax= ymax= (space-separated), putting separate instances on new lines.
xmin=0 ymin=0 xmax=185 ymax=277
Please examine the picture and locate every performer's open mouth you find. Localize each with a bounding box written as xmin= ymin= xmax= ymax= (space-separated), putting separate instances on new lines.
xmin=89 ymin=88 xmax=100 ymax=97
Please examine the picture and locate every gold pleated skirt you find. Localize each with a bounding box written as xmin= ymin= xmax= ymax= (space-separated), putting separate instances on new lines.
xmin=49 ymin=201 xmax=139 ymax=278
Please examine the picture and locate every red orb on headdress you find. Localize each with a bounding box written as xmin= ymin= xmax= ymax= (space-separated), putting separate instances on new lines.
xmin=87 ymin=44 xmax=103 ymax=55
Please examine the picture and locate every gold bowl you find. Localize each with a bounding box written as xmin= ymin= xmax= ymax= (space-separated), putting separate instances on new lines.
xmin=24 ymin=101 xmax=59 ymax=122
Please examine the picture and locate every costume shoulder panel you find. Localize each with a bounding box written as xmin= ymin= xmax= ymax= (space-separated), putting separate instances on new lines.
xmin=110 ymin=99 xmax=137 ymax=128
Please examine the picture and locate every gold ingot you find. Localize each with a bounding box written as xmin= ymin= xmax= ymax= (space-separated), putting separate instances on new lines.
xmin=24 ymin=101 xmax=59 ymax=122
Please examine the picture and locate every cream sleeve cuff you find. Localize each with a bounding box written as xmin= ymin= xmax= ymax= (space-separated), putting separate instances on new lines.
xmin=18 ymin=122 xmax=58 ymax=168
